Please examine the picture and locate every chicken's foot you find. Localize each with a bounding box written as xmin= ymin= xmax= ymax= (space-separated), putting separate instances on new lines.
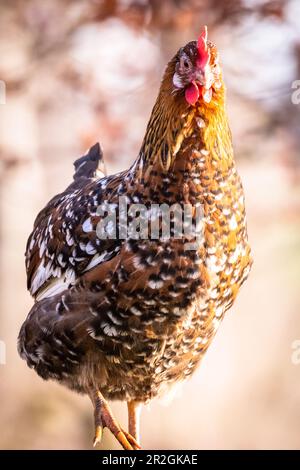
xmin=89 ymin=389 xmax=140 ymax=450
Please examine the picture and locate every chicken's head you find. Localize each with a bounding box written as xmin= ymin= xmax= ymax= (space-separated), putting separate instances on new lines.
xmin=172 ymin=26 xmax=222 ymax=106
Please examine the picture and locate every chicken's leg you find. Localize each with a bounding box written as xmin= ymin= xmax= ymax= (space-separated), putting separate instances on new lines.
xmin=89 ymin=390 xmax=140 ymax=450
xmin=127 ymin=401 xmax=142 ymax=445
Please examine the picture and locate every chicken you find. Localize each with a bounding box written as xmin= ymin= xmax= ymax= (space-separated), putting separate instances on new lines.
xmin=18 ymin=26 xmax=252 ymax=450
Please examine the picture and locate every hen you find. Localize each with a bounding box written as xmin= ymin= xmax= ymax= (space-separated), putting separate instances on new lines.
xmin=18 ymin=26 xmax=252 ymax=450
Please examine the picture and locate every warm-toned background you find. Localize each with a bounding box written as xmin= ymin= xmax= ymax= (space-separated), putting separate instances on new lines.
xmin=0 ymin=0 xmax=300 ymax=450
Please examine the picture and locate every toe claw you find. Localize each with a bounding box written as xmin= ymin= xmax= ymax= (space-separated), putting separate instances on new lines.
xmin=93 ymin=425 xmax=103 ymax=447
xmin=122 ymin=429 xmax=141 ymax=450
xmin=117 ymin=430 xmax=134 ymax=451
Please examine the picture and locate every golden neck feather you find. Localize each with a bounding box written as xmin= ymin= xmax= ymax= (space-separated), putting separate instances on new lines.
xmin=131 ymin=59 xmax=231 ymax=181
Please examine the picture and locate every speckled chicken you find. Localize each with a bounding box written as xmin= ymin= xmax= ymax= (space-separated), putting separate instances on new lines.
xmin=18 ymin=27 xmax=252 ymax=450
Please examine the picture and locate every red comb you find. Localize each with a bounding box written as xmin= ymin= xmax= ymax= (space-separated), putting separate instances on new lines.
xmin=197 ymin=25 xmax=210 ymax=69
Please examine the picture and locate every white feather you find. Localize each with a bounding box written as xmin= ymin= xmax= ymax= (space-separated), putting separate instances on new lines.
xmin=82 ymin=217 xmax=93 ymax=233
xmin=173 ymin=72 xmax=183 ymax=89
xmin=34 ymin=268 xmax=76 ymax=301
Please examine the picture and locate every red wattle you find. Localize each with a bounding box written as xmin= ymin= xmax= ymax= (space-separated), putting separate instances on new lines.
xmin=185 ymin=82 xmax=200 ymax=106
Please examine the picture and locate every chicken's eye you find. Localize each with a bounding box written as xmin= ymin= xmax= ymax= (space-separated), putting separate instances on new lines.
xmin=180 ymin=57 xmax=191 ymax=71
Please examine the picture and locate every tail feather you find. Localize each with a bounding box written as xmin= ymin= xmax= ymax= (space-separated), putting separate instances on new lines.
xmin=73 ymin=142 xmax=106 ymax=181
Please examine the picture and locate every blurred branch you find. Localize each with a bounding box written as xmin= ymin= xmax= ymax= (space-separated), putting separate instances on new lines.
xmin=1 ymin=0 xmax=291 ymax=91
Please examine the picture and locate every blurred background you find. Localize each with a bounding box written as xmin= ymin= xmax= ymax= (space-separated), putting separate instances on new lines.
xmin=0 ymin=0 xmax=300 ymax=450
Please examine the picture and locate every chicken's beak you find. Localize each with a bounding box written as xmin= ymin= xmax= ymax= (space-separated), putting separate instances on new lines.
xmin=195 ymin=66 xmax=213 ymax=90
xmin=194 ymin=69 xmax=206 ymax=87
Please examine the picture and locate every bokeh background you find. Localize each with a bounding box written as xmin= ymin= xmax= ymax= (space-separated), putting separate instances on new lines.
xmin=0 ymin=0 xmax=300 ymax=450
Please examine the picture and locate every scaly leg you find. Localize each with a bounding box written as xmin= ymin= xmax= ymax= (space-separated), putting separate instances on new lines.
xmin=89 ymin=390 xmax=140 ymax=450
xmin=127 ymin=401 xmax=142 ymax=445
